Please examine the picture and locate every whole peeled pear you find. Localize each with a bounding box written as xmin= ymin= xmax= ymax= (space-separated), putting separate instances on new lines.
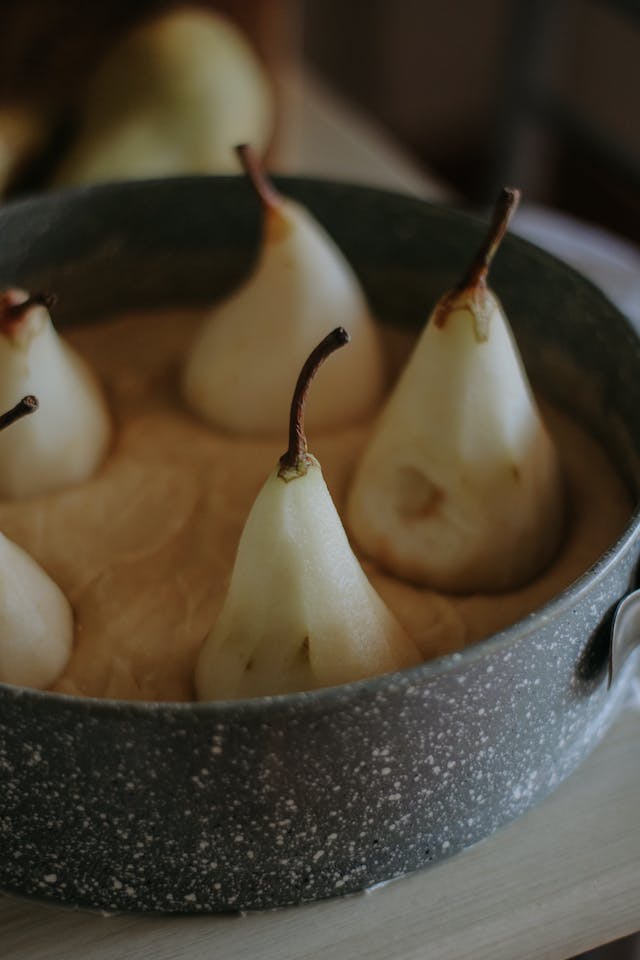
xmin=182 ymin=145 xmax=386 ymax=436
xmin=347 ymin=188 xmax=566 ymax=594
xmin=0 ymin=398 xmax=73 ymax=689
xmin=0 ymin=290 xmax=111 ymax=498
xmin=52 ymin=7 xmax=274 ymax=186
xmin=195 ymin=329 xmax=420 ymax=700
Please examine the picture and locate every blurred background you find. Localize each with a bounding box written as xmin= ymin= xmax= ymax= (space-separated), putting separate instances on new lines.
xmin=306 ymin=0 xmax=640 ymax=244
xmin=1 ymin=0 xmax=640 ymax=243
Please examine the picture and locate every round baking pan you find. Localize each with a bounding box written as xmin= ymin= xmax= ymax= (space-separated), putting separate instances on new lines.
xmin=0 ymin=177 xmax=639 ymax=913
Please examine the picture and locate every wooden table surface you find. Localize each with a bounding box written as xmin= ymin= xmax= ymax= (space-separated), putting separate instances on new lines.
xmin=2 ymin=67 xmax=639 ymax=960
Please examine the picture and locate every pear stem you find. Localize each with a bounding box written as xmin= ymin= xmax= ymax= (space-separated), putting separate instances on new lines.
xmin=3 ymin=291 xmax=57 ymax=320
xmin=236 ymin=143 xmax=282 ymax=212
xmin=0 ymin=395 xmax=38 ymax=431
xmin=459 ymin=187 xmax=521 ymax=290
xmin=279 ymin=327 xmax=351 ymax=475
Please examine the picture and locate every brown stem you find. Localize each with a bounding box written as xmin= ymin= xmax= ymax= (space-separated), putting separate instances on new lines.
xmin=279 ymin=328 xmax=350 ymax=475
xmin=236 ymin=143 xmax=282 ymax=212
xmin=458 ymin=187 xmax=521 ymax=290
xmin=4 ymin=291 xmax=57 ymax=320
xmin=0 ymin=395 xmax=38 ymax=432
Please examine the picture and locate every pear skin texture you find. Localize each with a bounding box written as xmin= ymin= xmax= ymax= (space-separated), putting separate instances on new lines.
xmin=195 ymin=457 xmax=420 ymax=700
xmin=182 ymin=199 xmax=387 ymax=436
xmin=0 ymin=532 xmax=72 ymax=688
xmin=347 ymin=289 xmax=566 ymax=594
xmin=53 ymin=8 xmax=274 ymax=186
xmin=0 ymin=298 xmax=111 ymax=499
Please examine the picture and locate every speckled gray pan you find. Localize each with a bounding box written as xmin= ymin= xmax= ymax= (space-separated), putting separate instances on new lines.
xmin=1 ymin=177 xmax=639 ymax=914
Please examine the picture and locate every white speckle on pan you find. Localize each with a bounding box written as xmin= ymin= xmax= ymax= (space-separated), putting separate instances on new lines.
xmin=1 ymin=543 xmax=632 ymax=915
xmin=43 ymin=874 xmax=57 ymax=883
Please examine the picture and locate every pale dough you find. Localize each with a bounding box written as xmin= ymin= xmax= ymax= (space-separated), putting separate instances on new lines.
xmin=0 ymin=310 xmax=631 ymax=701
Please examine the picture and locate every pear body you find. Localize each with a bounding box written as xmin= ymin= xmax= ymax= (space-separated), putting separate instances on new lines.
xmin=182 ymin=200 xmax=386 ymax=435
xmin=53 ymin=8 xmax=274 ymax=186
xmin=0 ymin=294 xmax=111 ymax=499
xmin=195 ymin=457 xmax=420 ymax=700
xmin=347 ymin=288 xmax=565 ymax=593
xmin=0 ymin=533 xmax=73 ymax=688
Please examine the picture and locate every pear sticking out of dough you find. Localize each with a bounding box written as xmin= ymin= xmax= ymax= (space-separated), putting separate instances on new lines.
xmin=52 ymin=7 xmax=274 ymax=186
xmin=0 ymin=290 xmax=111 ymax=499
xmin=182 ymin=144 xmax=386 ymax=437
xmin=0 ymin=397 xmax=73 ymax=689
xmin=195 ymin=328 xmax=420 ymax=700
xmin=347 ymin=188 xmax=566 ymax=594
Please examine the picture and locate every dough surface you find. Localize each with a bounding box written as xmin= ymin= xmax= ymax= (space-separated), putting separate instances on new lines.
xmin=0 ymin=310 xmax=631 ymax=701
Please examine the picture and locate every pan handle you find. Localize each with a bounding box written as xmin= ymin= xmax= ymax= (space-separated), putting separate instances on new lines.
xmin=609 ymin=587 xmax=640 ymax=688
